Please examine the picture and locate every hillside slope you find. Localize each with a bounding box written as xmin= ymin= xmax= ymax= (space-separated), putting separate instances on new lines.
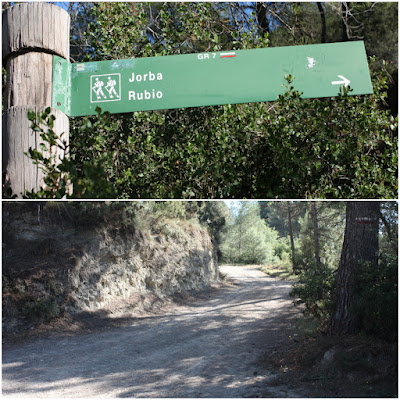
xmin=3 ymin=203 xmax=219 ymax=335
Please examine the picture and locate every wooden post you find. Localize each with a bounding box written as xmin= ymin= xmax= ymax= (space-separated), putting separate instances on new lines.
xmin=2 ymin=3 xmax=70 ymax=197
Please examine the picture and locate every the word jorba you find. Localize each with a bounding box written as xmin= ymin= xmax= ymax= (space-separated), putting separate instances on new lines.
xmin=128 ymin=71 xmax=163 ymax=82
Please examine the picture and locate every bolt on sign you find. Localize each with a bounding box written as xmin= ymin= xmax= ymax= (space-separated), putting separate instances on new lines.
xmin=52 ymin=41 xmax=373 ymax=117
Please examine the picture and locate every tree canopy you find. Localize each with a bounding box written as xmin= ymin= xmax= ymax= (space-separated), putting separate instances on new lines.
xmin=221 ymin=200 xmax=397 ymax=341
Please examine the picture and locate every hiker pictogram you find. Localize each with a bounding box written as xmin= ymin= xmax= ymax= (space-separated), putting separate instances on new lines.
xmin=105 ymin=76 xmax=119 ymax=98
xmin=90 ymin=73 xmax=121 ymax=103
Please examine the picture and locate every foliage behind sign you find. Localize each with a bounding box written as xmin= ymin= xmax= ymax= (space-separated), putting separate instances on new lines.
xmin=18 ymin=2 xmax=398 ymax=199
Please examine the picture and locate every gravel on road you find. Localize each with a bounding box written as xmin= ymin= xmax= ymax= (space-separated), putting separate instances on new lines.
xmin=2 ymin=265 xmax=302 ymax=398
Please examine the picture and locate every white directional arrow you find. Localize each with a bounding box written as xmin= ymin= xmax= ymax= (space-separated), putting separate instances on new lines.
xmin=331 ymin=75 xmax=351 ymax=87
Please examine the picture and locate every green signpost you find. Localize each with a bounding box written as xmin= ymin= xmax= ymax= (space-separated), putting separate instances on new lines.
xmin=53 ymin=41 xmax=373 ymax=117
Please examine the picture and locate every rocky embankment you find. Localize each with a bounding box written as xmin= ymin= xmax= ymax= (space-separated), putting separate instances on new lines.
xmin=2 ymin=203 xmax=219 ymax=334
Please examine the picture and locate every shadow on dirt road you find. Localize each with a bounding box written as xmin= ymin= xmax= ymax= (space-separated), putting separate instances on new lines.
xmin=2 ymin=265 xmax=303 ymax=398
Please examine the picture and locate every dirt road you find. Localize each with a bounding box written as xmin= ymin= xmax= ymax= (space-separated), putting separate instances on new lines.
xmin=3 ymin=265 xmax=301 ymax=398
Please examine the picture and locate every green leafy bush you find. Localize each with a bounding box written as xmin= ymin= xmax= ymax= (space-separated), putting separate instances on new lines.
xmin=290 ymin=263 xmax=336 ymax=330
xmin=291 ymin=252 xmax=398 ymax=340
xmin=353 ymin=253 xmax=398 ymax=341
xmin=2 ymin=3 xmax=398 ymax=200
xmin=18 ymin=68 xmax=397 ymax=200
xmin=23 ymin=107 xmax=117 ymax=199
xmin=5 ymin=2 xmax=396 ymax=199
xmin=21 ymin=296 xmax=60 ymax=323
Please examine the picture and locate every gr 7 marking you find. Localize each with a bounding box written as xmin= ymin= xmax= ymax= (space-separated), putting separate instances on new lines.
xmin=52 ymin=41 xmax=373 ymax=117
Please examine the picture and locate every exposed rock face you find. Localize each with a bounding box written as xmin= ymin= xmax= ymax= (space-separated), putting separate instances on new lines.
xmin=2 ymin=205 xmax=219 ymax=331
xmin=68 ymin=221 xmax=218 ymax=312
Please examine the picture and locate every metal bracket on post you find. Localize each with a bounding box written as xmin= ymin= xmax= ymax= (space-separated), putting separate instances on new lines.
xmin=52 ymin=56 xmax=72 ymax=116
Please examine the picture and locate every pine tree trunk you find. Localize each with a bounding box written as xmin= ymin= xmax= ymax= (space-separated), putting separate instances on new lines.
xmin=287 ymin=203 xmax=296 ymax=270
xmin=255 ymin=2 xmax=270 ymax=38
xmin=317 ymin=2 xmax=327 ymax=43
xmin=311 ymin=202 xmax=321 ymax=268
xmin=328 ymin=201 xmax=380 ymax=335
xmin=341 ymin=2 xmax=351 ymax=41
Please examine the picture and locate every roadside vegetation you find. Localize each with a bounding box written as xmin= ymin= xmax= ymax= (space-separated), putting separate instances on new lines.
xmin=220 ymin=200 xmax=397 ymax=397
xmin=260 ymin=264 xmax=297 ymax=281
xmin=3 ymin=200 xmax=398 ymax=396
xmin=2 ymin=201 xmax=229 ymax=338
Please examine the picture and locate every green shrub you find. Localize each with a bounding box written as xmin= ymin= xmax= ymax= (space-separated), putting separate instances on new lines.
xmin=290 ymin=263 xmax=336 ymax=330
xmin=353 ymin=253 xmax=398 ymax=341
xmin=21 ymin=297 xmax=60 ymax=323
xmin=12 ymin=68 xmax=397 ymax=200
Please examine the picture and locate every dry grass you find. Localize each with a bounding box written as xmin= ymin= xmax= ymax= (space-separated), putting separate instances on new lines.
xmin=260 ymin=264 xmax=297 ymax=280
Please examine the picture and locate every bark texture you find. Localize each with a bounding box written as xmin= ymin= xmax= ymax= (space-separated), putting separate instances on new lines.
xmin=311 ymin=202 xmax=321 ymax=268
xmin=255 ymin=3 xmax=270 ymax=38
xmin=329 ymin=201 xmax=380 ymax=335
xmin=2 ymin=3 xmax=70 ymax=197
xmin=287 ymin=203 xmax=296 ymax=270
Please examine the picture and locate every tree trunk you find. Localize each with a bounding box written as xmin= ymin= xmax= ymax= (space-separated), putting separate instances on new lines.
xmin=310 ymin=202 xmax=321 ymax=268
xmin=287 ymin=202 xmax=296 ymax=271
xmin=328 ymin=201 xmax=380 ymax=336
xmin=341 ymin=2 xmax=351 ymax=41
xmin=238 ymin=221 xmax=242 ymax=260
xmin=317 ymin=2 xmax=327 ymax=43
xmin=255 ymin=2 xmax=270 ymax=39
